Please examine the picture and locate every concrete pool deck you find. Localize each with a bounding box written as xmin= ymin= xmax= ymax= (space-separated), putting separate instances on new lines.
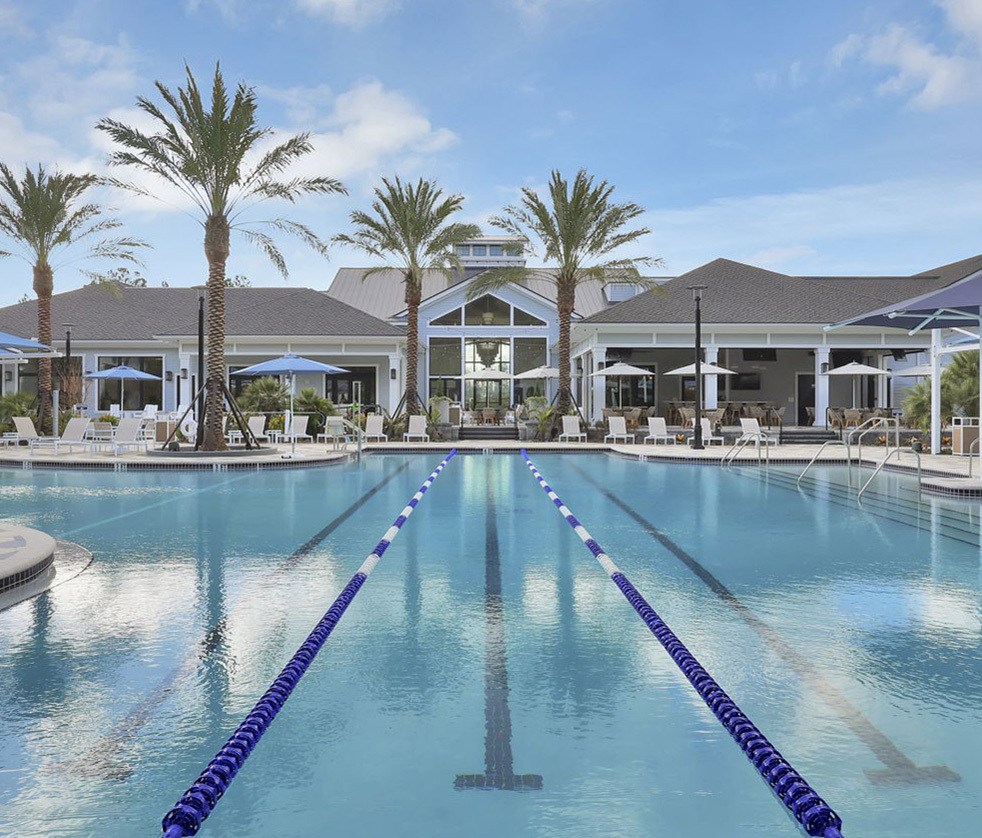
xmin=1 ymin=438 xmax=980 ymax=489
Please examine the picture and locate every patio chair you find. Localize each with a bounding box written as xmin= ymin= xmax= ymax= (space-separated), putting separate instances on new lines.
xmin=29 ymin=417 xmax=91 ymax=455
xmin=643 ymin=417 xmax=675 ymax=445
xmin=604 ymin=415 xmax=633 ymax=444
xmin=737 ymin=418 xmax=776 ymax=447
xmin=90 ymin=417 xmax=147 ymax=456
xmin=405 ymin=414 xmax=429 ymax=442
xmin=10 ymin=417 xmax=43 ymax=445
xmin=843 ymin=408 xmax=863 ymax=428
xmin=689 ymin=418 xmax=724 ymax=446
xmin=558 ymin=415 xmax=586 ymax=442
xmin=247 ymin=415 xmax=268 ymax=442
xmin=317 ymin=416 xmax=349 ymax=448
xmin=363 ymin=414 xmax=388 ymax=442
xmin=285 ymin=415 xmax=313 ymax=444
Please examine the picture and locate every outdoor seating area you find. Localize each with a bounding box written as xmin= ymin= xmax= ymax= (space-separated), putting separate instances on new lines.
xmin=665 ymin=401 xmax=786 ymax=427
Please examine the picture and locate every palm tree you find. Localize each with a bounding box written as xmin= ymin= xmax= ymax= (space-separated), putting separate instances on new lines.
xmin=333 ymin=176 xmax=480 ymax=414
xmin=97 ymin=63 xmax=346 ymax=449
xmin=0 ymin=165 xmax=145 ymax=432
xmin=467 ymin=168 xmax=658 ymax=414
xmin=902 ymin=351 xmax=979 ymax=432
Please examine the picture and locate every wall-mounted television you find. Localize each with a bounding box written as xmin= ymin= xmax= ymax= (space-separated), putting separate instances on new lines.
xmin=733 ymin=373 xmax=761 ymax=391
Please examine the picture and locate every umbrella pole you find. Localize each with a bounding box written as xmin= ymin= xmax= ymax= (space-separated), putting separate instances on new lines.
xmin=290 ymin=373 xmax=297 ymax=458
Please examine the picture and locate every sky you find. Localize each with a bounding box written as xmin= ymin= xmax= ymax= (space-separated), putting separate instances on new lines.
xmin=3 ymin=0 xmax=982 ymax=308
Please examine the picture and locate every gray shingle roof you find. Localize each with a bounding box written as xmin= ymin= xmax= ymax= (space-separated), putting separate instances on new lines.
xmin=0 ymin=283 xmax=403 ymax=341
xmin=326 ymin=266 xmax=609 ymax=319
xmin=914 ymin=253 xmax=982 ymax=285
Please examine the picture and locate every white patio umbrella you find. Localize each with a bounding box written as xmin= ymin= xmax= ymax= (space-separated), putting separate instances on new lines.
xmin=892 ymin=363 xmax=935 ymax=378
xmin=823 ymin=361 xmax=891 ymax=408
xmin=84 ymin=364 xmax=162 ymax=412
xmin=232 ymin=354 xmax=349 ymax=458
xmin=590 ymin=362 xmax=654 ymax=408
xmin=663 ymin=362 xmax=737 ymax=377
xmin=513 ymin=365 xmax=559 ymax=380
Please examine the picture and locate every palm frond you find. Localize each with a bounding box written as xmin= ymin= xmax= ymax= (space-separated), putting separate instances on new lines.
xmin=241 ymin=228 xmax=288 ymax=277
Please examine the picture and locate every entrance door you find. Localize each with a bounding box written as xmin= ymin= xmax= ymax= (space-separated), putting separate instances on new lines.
xmin=796 ymin=373 xmax=815 ymax=426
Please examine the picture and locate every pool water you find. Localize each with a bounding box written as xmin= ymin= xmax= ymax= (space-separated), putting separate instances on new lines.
xmin=0 ymin=454 xmax=979 ymax=837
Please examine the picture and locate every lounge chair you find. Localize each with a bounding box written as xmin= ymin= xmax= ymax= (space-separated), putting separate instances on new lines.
xmin=285 ymin=415 xmax=313 ymax=444
xmin=689 ymin=417 xmax=725 ymax=446
xmin=404 ymin=414 xmax=429 ymax=442
xmin=317 ymin=416 xmax=349 ymax=448
xmin=737 ymin=418 xmax=776 ymax=447
xmin=11 ymin=416 xmax=43 ymax=445
xmin=604 ymin=415 xmax=633 ymax=444
xmin=643 ymin=417 xmax=675 ymax=445
xmin=90 ymin=417 xmax=147 ymax=456
xmin=558 ymin=415 xmax=586 ymax=442
xmin=363 ymin=414 xmax=387 ymax=442
xmin=29 ymin=417 xmax=91 ymax=455
xmin=247 ymin=415 xmax=268 ymax=442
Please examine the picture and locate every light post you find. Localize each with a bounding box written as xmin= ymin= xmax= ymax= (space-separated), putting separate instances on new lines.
xmin=63 ymin=323 xmax=74 ymax=412
xmin=689 ymin=285 xmax=707 ymax=450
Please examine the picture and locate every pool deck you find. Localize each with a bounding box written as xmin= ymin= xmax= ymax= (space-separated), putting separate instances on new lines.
xmin=0 ymin=439 xmax=979 ymax=487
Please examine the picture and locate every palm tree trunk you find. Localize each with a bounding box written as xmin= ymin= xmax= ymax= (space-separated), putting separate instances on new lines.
xmin=405 ymin=279 xmax=422 ymax=414
xmin=33 ymin=262 xmax=54 ymax=434
xmin=202 ymin=216 xmax=229 ymax=451
xmin=557 ymin=281 xmax=574 ymax=415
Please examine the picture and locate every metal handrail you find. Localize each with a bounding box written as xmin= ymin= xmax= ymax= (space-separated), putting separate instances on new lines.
xmin=721 ymin=433 xmax=770 ymax=468
xmin=847 ymin=417 xmax=900 ymax=463
xmin=968 ymin=436 xmax=980 ymax=477
xmin=858 ymin=447 xmax=921 ymax=503
xmin=797 ymin=439 xmax=852 ymax=487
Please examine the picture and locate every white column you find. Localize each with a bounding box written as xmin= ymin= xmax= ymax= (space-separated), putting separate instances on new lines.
xmin=704 ymin=345 xmax=719 ymax=409
xmin=591 ymin=346 xmax=606 ymax=424
xmin=815 ymin=347 xmax=830 ymax=427
xmin=388 ymin=354 xmax=402 ymax=414
xmin=930 ymin=331 xmax=942 ymax=455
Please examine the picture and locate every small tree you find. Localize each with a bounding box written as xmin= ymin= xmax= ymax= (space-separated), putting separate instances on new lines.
xmin=467 ymin=169 xmax=658 ymax=413
xmin=0 ymin=165 xmax=146 ymax=431
xmin=902 ymin=351 xmax=979 ymax=431
xmin=333 ymin=177 xmax=480 ymax=414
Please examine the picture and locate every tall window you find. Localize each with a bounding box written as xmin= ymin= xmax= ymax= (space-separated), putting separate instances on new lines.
xmin=465 ymin=295 xmax=511 ymax=326
xmin=97 ymin=356 xmax=163 ymax=411
xmin=429 ymin=338 xmax=461 ymax=404
xmin=513 ymin=338 xmax=547 ymax=402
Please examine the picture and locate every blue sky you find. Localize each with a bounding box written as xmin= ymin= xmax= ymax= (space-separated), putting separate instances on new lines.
xmin=3 ymin=0 xmax=982 ymax=308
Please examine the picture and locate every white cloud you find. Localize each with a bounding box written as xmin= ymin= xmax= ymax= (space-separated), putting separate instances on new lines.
xmin=295 ymin=0 xmax=399 ymax=27
xmin=0 ymin=111 xmax=62 ymax=169
xmin=511 ymin=0 xmax=599 ymax=22
xmin=639 ymin=176 xmax=982 ymax=276
xmin=0 ymin=2 xmax=31 ymax=38
xmin=832 ymin=1 xmax=982 ymax=109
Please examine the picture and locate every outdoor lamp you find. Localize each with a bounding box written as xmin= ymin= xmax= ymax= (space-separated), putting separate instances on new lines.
xmin=689 ymin=284 xmax=708 ymax=450
xmin=180 ymin=368 xmax=188 ymax=379
xmin=4 ymin=370 xmax=12 ymax=382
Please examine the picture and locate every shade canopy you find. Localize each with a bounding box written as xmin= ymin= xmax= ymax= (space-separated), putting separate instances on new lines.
xmin=823 ymin=361 xmax=891 ymax=377
xmin=463 ymin=368 xmax=514 ymax=380
xmin=84 ymin=364 xmax=162 ymax=381
xmin=513 ymin=366 xmax=560 ymax=380
xmin=0 ymin=329 xmax=51 ymax=353
xmin=589 ymin=362 xmax=653 ymax=377
xmin=663 ymin=362 xmax=736 ymax=376
xmin=230 ymin=353 xmax=349 ymax=377
xmin=0 ymin=348 xmax=63 ymax=362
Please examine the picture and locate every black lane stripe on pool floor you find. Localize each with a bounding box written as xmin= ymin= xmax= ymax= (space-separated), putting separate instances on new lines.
xmin=455 ymin=481 xmax=542 ymax=791
xmin=66 ymin=460 xmax=413 ymax=781
xmin=571 ymin=463 xmax=959 ymax=787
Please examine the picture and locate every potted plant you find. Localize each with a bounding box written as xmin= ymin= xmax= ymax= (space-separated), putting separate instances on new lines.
xmin=428 ymin=395 xmax=452 ymax=426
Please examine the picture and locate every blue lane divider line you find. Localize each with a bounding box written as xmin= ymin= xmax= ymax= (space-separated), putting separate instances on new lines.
xmin=160 ymin=450 xmax=457 ymax=838
xmin=519 ymin=450 xmax=845 ymax=838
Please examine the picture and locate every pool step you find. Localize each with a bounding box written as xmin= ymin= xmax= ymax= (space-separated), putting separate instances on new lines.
xmin=458 ymin=425 xmax=519 ymax=441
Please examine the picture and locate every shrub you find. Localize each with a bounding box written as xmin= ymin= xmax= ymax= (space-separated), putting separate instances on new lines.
xmin=238 ymin=376 xmax=289 ymax=412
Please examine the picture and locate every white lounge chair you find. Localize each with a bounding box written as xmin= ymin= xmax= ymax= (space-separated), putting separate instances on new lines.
xmin=689 ymin=417 xmax=725 ymax=446
xmin=643 ymin=417 xmax=676 ymax=445
xmin=737 ymin=417 xmax=776 ymax=447
xmin=317 ymin=416 xmax=349 ymax=448
xmin=363 ymin=414 xmax=387 ymax=442
xmin=285 ymin=415 xmax=313 ymax=444
xmin=404 ymin=414 xmax=429 ymax=442
xmin=90 ymin=417 xmax=147 ymax=456
xmin=247 ymin=415 xmax=268 ymax=442
xmin=11 ymin=416 xmax=43 ymax=445
xmin=30 ymin=417 xmax=91 ymax=455
xmin=604 ymin=415 xmax=633 ymax=444
xmin=558 ymin=415 xmax=586 ymax=442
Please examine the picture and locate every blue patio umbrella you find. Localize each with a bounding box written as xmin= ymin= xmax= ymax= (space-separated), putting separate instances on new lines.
xmin=0 ymin=329 xmax=51 ymax=352
xmin=231 ymin=354 xmax=349 ymax=456
xmin=84 ymin=364 xmax=162 ymax=411
xmin=0 ymin=330 xmax=61 ymax=361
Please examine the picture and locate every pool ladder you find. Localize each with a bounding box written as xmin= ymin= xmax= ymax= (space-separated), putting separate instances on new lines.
xmin=720 ymin=433 xmax=771 ymax=468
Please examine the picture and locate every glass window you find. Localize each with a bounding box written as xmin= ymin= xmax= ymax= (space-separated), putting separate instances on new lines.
xmin=504 ymin=243 xmax=523 ymax=257
xmin=513 ymin=338 xmax=547 ymax=374
xmin=465 ymin=294 xmax=510 ymax=326
xmin=513 ymin=306 xmax=546 ymax=326
xmin=97 ymin=356 xmax=163 ymax=411
xmin=472 ymin=244 xmax=487 ymax=256
xmin=489 ymin=244 xmax=503 ymax=256
xmin=455 ymin=245 xmax=470 ymax=257
xmin=429 ymin=338 xmax=462 ymax=376
xmin=431 ymin=308 xmax=462 ymax=326
xmin=428 ymin=378 xmax=460 ymax=402
xmin=465 ymin=338 xmax=510 ymax=372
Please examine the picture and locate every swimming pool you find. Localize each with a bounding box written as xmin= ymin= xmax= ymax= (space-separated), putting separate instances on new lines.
xmin=0 ymin=454 xmax=979 ymax=837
